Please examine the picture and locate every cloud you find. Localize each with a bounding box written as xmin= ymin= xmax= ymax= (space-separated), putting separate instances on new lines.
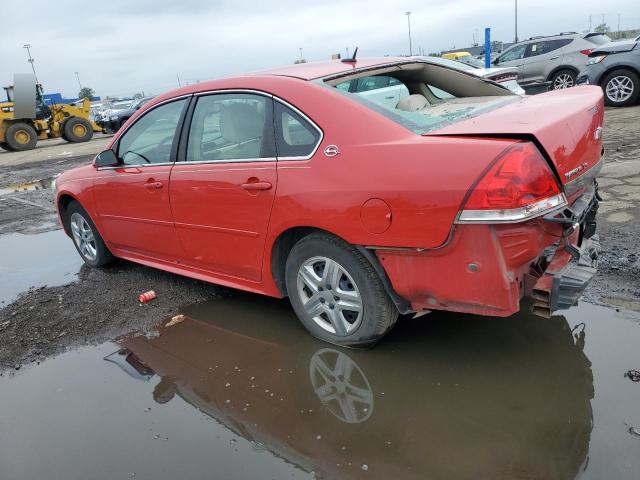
xmin=1 ymin=0 xmax=638 ymax=98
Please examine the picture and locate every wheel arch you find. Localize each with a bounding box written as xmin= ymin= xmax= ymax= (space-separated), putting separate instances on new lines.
xmin=57 ymin=192 xmax=79 ymax=236
xmin=597 ymin=64 xmax=640 ymax=86
xmin=269 ymin=226 xmax=412 ymax=314
xmin=546 ymin=65 xmax=579 ymax=82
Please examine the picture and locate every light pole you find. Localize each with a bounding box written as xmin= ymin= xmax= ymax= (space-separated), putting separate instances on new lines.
xmin=405 ymin=11 xmax=413 ymax=56
xmin=299 ymin=47 xmax=304 ymax=62
xmin=75 ymin=71 xmax=83 ymax=90
xmin=23 ymin=44 xmax=39 ymax=83
xmin=514 ymin=0 xmax=518 ymax=43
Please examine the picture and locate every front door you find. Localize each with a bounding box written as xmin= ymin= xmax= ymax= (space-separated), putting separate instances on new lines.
xmin=93 ymin=98 xmax=189 ymax=260
xmin=169 ymin=92 xmax=277 ymax=282
xmin=496 ymin=44 xmax=528 ymax=81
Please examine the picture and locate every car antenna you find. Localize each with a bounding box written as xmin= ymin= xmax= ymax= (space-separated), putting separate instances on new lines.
xmin=341 ymin=47 xmax=359 ymax=63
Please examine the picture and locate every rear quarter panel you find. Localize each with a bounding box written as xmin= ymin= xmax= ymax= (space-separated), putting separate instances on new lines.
xmin=260 ymin=79 xmax=516 ymax=249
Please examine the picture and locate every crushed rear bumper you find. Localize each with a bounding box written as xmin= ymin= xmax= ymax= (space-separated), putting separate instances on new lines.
xmin=528 ymin=183 xmax=600 ymax=317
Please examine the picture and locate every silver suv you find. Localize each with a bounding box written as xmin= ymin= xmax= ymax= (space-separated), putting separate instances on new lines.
xmin=493 ymin=32 xmax=611 ymax=89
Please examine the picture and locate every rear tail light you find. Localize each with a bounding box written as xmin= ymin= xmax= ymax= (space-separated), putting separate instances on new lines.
xmin=456 ymin=142 xmax=566 ymax=223
xmin=580 ymin=49 xmax=593 ymax=56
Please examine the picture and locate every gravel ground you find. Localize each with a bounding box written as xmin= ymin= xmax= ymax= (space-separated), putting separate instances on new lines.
xmin=0 ymin=104 xmax=639 ymax=371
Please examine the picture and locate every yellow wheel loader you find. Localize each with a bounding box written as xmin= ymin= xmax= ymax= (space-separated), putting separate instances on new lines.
xmin=0 ymin=74 xmax=102 ymax=152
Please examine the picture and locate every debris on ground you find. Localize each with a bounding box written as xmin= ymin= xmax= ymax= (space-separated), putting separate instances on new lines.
xmin=165 ymin=314 xmax=185 ymax=328
xmin=139 ymin=290 xmax=157 ymax=303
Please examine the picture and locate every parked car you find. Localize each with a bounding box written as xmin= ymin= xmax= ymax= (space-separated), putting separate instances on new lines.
xmin=54 ymin=57 xmax=603 ymax=347
xmin=97 ymin=96 xmax=154 ymax=133
xmin=577 ymin=40 xmax=639 ymax=107
xmin=493 ymin=32 xmax=611 ymax=89
xmin=444 ymin=54 xmax=526 ymax=95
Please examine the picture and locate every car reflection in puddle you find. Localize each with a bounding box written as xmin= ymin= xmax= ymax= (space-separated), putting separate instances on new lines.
xmin=108 ymin=293 xmax=594 ymax=479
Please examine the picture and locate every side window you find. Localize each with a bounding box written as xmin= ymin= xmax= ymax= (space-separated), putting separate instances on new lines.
xmin=274 ymin=102 xmax=321 ymax=158
xmin=186 ymin=93 xmax=274 ymax=162
xmin=117 ymin=99 xmax=187 ymax=165
xmin=355 ymin=76 xmax=391 ymax=92
xmin=335 ymin=80 xmax=352 ymax=92
xmin=499 ymin=44 xmax=527 ymax=62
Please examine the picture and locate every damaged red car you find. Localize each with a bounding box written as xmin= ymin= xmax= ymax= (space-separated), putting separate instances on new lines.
xmin=54 ymin=57 xmax=603 ymax=346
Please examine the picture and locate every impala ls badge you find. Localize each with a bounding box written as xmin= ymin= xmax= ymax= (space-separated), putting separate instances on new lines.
xmin=565 ymin=162 xmax=589 ymax=180
xmin=594 ymin=126 xmax=603 ymax=140
xmin=324 ymin=145 xmax=340 ymax=157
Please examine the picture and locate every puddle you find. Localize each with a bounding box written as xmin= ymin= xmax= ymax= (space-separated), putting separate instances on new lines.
xmin=0 ymin=178 xmax=53 ymax=196
xmin=0 ymin=296 xmax=639 ymax=479
xmin=0 ymin=229 xmax=83 ymax=305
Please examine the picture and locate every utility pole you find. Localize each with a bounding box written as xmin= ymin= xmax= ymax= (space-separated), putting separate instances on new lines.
xmin=299 ymin=47 xmax=304 ymax=62
xmin=405 ymin=11 xmax=413 ymax=56
xmin=176 ymin=74 xmax=181 ymax=87
xmin=74 ymin=71 xmax=82 ymax=90
xmin=617 ymin=13 xmax=621 ymax=39
xmin=514 ymin=0 xmax=518 ymax=42
xmin=23 ymin=44 xmax=39 ymax=83
xmin=589 ymin=15 xmax=592 ymax=32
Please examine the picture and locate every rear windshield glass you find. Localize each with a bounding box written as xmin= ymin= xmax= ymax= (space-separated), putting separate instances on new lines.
xmin=327 ymin=62 xmax=517 ymax=135
xmin=586 ymin=34 xmax=611 ymax=45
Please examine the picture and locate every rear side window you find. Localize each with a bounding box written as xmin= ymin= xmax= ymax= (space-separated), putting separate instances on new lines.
xmin=527 ymin=39 xmax=571 ymax=57
xmin=274 ymin=102 xmax=321 ymax=158
xmin=117 ymin=98 xmax=187 ymax=165
xmin=186 ymin=93 xmax=274 ymax=162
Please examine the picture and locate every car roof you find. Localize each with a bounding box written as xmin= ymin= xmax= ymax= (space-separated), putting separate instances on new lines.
xmin=249 ymin=57 xmax=409 ymax=80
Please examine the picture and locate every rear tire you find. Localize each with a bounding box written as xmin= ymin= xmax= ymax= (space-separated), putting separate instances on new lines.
xmin=63 ymin=117 xmax=93 ymax=143
xmin=602 ymin=69 xmax=639 ymax=107
xmin=285 ymin=232 xmax=398 ymax=347
xmin=551 ymin=69 xmax=577 ymax=90
xmin=65 ymin=201 xmax=113 ymax=268
xmin=5 ymin=122 xmax=38 ymax=151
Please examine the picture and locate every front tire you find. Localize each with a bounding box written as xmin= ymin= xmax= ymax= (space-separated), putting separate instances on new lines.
xmin=602 ymin=69 xmax=639 ymax=107
xmin=63 ymin=117 xmax=93 ymax=143
xmin=285 ymin=233 xmax=398 ymax=347
xmin=551 ymin=69 xmax=576 ymax=90
xmin=65 ymin=201 xmax=113 ymax=267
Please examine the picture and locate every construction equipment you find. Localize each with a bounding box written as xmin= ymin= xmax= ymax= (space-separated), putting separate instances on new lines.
xmin=0 ymin=74 xmax=102 ymax=152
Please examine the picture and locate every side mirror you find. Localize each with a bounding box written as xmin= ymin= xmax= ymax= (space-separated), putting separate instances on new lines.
xmin=94 ymin=149 xmax=119 ymax=168
xmin=492 ymin=58 xmax=499 ymax=65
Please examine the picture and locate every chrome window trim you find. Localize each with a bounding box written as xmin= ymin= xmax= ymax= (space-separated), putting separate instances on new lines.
xmin=187 ymin=89 xmax=323 ymax=163
xmin=178 ymin=157 xmax=277 ymax=165
xmin=96 ymin=162 xmax=175 ymax=171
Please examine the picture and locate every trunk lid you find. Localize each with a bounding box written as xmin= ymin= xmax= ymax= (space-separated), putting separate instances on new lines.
xmin=426 ymin=86 xmax=604 ymax=187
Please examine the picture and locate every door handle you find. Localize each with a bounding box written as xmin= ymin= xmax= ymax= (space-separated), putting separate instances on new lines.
xmin=144 ymin=181 xmax=163 ymax=190
xmin=550 ymin=55 xmax=560 ymax=60
xmin=385 ymin=95 xmax=395 ymax=99
xmin=241 ymin=181 xmax=272 ymax=191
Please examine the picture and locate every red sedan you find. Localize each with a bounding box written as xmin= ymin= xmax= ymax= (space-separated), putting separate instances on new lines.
xmin=54 ymin=57 xmax=603 ymax=346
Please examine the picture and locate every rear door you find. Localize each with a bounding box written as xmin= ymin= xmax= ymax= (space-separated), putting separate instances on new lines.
xmin=523 ymin=38 xmax=572 ymax=83
xmin=169 ymin=92 xmax=277 ymax=282
xmin=92 ymin=98 xmax=189 ymax=260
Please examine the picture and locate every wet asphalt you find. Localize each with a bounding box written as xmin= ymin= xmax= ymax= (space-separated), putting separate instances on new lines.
xmin=0 ymin=234 xmax=639 ymax=478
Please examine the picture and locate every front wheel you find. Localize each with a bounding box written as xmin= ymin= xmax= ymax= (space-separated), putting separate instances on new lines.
xmin=602 ymin=69 xmax=639 ymax=107
xmin=65 ymin=201 xmax=113 ymax=267
xmin=285 ymin=233 xmax=398 ymax=347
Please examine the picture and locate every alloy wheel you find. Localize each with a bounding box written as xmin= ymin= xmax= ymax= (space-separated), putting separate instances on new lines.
xmin=606 ymin=75 xmax=634 ymax=103
xmin=297 ymin=256 xmax=363 ymax=336
xmin=70 ymin=212 xmax=97 ymax=261
xmin=553 ymin=73 xmax=575 ymax=89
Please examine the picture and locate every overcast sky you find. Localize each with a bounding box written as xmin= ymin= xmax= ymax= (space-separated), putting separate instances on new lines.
xmin=2 ymin=0 xmax=638 ymax=98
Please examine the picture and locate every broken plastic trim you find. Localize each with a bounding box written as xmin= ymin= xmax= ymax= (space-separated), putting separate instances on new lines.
xmin=456 ymin=193 xmax=567 ymax=224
